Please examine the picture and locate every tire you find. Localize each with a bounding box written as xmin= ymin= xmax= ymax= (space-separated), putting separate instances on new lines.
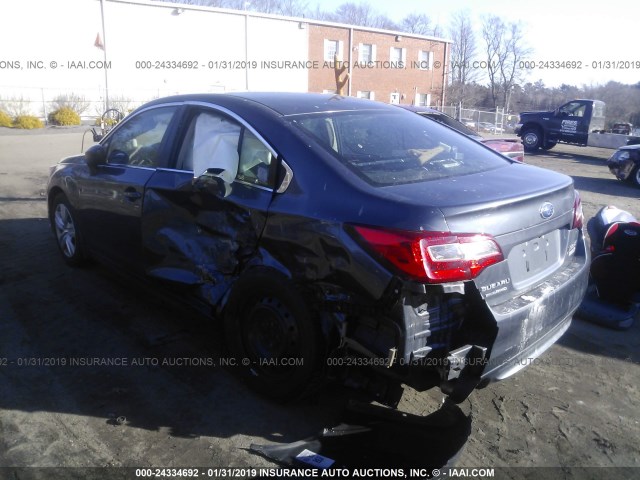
xmin=223 ymin=272 xmax=323 ymax=401
xmin=541 ymin=141 xmax=557 ymax=151
xmin=521 ymin=128 xmax=543 ymax=152
xmin=628 ymin=166 xmax=640 ymax=187
xmin=50 ymin=193 xmax=86 ymax=267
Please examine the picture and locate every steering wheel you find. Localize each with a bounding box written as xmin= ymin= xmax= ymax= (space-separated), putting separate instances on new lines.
xmin=128 ymin=144 xmax=158 ymax=167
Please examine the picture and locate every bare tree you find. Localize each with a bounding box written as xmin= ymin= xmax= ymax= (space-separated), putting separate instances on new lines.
xmin=500 ymin=21 xmax=531 ymax=111
xmin=448 ymin=11 xmax=478 ymax=107
xmin=0 ymin=96 xmax=31 ymax=117
xmin=51 ymin=94 xmax=90 ymax=115
xmin=330 ymin=2 xmax=397 ymax=29
xmin=153 ymin=0 xmax=233 ymax=7
xmin=481 ymin=16 xmax=503 ymax=108
xmin=400 ymin=13 xmax=436 ymax=35
xmin=248 ymin=0 xmax=283 ymax=14
xmin=153 ymin=0 xmax=309 ymax=15
xmin=308 ymin=4 xmax=336 ymax=21
xmin=334 ymin=2 xmax=375 ymax=26
xmin=278 ymin=0 xmax=309 ymax=16
xmin=481 ymin=15 xmax=530 ymax=110
xmin=371 ymin=15 xmax=399 ymax=30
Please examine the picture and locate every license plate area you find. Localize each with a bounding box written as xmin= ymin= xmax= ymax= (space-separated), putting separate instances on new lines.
xmin=508 ymin=230 xmax=563 ymax=290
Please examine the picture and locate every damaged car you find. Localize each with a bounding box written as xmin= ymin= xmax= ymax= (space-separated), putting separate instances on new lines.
xmin=607 ymin=144 xmax=640 ymax=187
xmin=47 ymin=93 xmax=589 ymax=406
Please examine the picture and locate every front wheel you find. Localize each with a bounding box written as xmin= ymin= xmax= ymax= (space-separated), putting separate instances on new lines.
xmin=542 ymin=141 xmax=557 ymax=151
xmin=224 ymin=272 xmax=323 ymax=401
xmin=50 ymin=193 xmax=86 ymax=266
xmin=628 ymin=166 xmax=640 ymax=187
xmin=522 ymin=128 xmax=543 ymax=152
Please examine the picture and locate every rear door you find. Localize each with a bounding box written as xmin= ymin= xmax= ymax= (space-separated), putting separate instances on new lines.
xmin=141 ymin=105 xmax=279 ymax=305
xmin=76 ymin=105 xmax=181 ymax=269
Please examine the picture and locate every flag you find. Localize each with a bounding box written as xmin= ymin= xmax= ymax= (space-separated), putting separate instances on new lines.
xmin=94 ymin=33 xmax=104 ymax=50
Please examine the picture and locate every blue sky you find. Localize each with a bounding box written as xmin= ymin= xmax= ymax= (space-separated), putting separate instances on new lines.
xmin=313 ymin=0 xmax=637 ymax=88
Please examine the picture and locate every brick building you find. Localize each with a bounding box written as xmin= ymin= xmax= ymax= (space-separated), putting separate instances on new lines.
xmin=308 ymin=22 xmax=450 ymax=107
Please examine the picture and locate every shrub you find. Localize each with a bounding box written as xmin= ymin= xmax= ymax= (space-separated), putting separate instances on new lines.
xmin=49 ymin=107 xmax=81 ymax=126
xmin=0 ymin=110 xmax=12 ymax=127
xmin=13 ymin=115 xmax=44 ymax=129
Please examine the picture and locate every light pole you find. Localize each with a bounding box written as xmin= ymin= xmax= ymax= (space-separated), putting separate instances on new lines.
xmin=99 ymin=0 xmax=110 ymax=111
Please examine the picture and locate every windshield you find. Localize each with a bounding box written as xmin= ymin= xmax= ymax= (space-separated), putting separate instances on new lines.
xmin=292 ymin=111 xmax=509 ymax=186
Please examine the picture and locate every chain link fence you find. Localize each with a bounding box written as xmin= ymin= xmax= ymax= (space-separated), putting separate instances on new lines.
xmin=433 ymin=105 xmax=520 ymax=134
xmin=0 ymin=86 xmax=175 ymax=124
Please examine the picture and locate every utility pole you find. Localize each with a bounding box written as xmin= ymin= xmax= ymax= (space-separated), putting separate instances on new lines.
xmin=100 ymin=0 xmax=110 ymax=111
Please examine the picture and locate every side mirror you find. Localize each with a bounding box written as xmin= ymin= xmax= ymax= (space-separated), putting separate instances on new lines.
xmin=193 ymin=168 xmax=231 ymax=197
xmin=85 ymin=144 xmax=107 ymax=172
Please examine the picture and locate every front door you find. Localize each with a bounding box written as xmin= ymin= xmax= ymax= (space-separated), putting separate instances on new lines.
xmin=76 ymin=105 xmax=180 ymax=269
xmin=549 ymin=100 xmax=591 ymax=144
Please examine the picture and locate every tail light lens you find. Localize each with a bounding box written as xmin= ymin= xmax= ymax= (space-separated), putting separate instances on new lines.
xmin=352 ymin=225 xmax=504 ymax=283
xmin=572 ymin=190 xmax=584 ymax=230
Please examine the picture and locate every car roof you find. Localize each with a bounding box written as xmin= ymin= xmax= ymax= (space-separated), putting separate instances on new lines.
xmin=142 ymin=92 xmax=393 ymax=116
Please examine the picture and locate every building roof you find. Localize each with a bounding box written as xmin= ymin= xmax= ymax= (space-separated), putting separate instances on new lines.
xmin=114 ymin=0 xmax=453 ymax=43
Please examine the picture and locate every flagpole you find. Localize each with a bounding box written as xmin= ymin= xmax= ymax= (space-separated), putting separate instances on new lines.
xmin=99 ymin=0 xmax=109 ymax=111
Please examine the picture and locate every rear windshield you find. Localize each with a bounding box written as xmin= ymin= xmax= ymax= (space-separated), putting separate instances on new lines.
xmin=419 ymin=112 xmax=479 ymax=138
xmin=292 ymin=110 xmax=509 ymax=186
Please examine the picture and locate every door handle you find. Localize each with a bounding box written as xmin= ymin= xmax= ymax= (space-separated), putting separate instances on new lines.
xmin=123 ymin=189 xmax=142 ymax=201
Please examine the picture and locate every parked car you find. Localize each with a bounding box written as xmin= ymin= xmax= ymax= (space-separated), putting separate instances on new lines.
xmin=400 ymin=105 xmax=524 ymax=162
xmin=48 ymin=93 xmax=589 ymax=405
xmin=477 ymin=121 xmax=495 ymax=133
xmin=607 ymin=144 xmax=640 ymax=186
xmin=611 ymin=122 xmax=633 ymax=135
xmin=460 ymin=118 xmax=476 ymax=129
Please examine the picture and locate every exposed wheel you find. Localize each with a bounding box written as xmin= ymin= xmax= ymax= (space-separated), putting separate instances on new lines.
xmin=224 ymin=272 xmax=323 ymax=400
xmin=522 ymin=128 xmax=543 ymax=152
xmin=541 ymin=141 xmax=557 ymax=151
xmin=51 ymin=193 xmax=86 ymax=266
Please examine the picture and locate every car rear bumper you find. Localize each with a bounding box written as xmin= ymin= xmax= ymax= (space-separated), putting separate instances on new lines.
xmin=480 ymin=257 xmax=589 ymax=382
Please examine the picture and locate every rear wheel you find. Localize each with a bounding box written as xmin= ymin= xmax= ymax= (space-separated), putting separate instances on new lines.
xmin=224 ymin=272 xmax=323 ymax=401
xmin=522 ymin=128 xmax=543 ymax=152
xmin=51 ymin=193 xmax=86 ymax=266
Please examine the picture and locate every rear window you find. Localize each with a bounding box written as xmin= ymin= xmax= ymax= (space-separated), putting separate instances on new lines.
xmin=292 ymin=111 xmax=509 ymax=186
xmin=419 ymin=112 xmax=479 ymax=138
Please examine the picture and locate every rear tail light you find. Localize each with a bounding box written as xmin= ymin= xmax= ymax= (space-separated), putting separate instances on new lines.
xmin=352 ymin=225 xmax=504 ymax=283
xmin=572 ymin=190 xmax=584 ymax=230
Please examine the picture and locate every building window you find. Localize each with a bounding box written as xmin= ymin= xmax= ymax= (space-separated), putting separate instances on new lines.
xmin=418 ymin=50 xmax=433 ymax=70
xmin=415 ymin=93 xmax=431 ymax=106
xmin=389 ymin=47 xmax=406 ymax=68
xmin=357 ymin=91 xmax=374 ymax=100
xmin=358 ymin=43 xmax=376 ymax=63
xmin=324 ymin=39 xmax=343 ymax=62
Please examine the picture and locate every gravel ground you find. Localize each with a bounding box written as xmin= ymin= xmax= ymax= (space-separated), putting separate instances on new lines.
xmin=0 ymin=127 xmax=638 ymax=479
